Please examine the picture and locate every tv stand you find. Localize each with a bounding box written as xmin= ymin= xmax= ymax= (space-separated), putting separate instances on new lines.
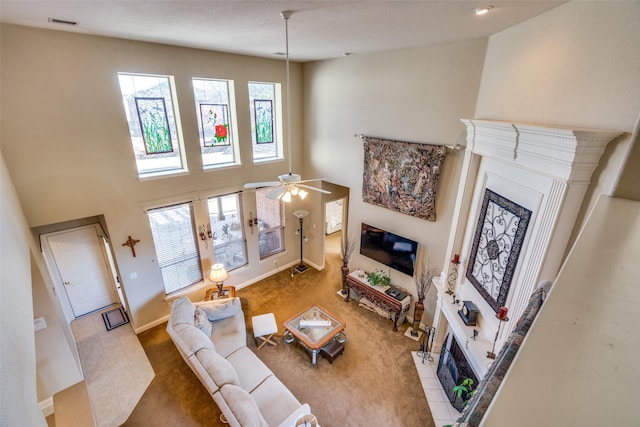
xmin=345 ymin=271 xmax=412 ymax=331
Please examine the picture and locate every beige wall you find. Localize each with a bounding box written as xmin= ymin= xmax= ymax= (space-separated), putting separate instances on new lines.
xmin=0 ymin=154 xmax=46 ymax=426
xmin=0 ymin=24 xmax=312 ymax=329
xmin=303 ymin=38 xmax=488 ymax=322
xmin=475 ymin=1 xmax=640 ymax=231
xmin=32 ymin=256 xmax=83 ymax=401
xmin=474 ymin=2 xmax=640 ymax=424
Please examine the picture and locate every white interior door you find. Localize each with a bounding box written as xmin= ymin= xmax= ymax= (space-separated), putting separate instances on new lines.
xmin=47 ymin=226 xmax=118 ymax=317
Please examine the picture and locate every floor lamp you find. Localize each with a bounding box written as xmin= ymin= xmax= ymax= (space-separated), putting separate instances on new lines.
xmin=292 ymin=210 xmax=310 ymax=275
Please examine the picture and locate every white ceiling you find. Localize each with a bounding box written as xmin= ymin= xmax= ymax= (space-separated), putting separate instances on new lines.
xmin=0 ymin=1 xmax=565 ymax=62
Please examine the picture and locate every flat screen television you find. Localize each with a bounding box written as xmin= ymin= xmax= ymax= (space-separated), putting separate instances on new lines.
xmin=360 ymin=223 xmax=418 ymax=277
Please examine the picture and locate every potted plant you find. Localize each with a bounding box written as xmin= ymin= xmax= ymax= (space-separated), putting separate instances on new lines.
xmin=411 ymin=260 xmax=434 ymax=336
xmin=340 ymin=234 xmax=356 ymax=295
xmin=452 ymin=377 xmax=475 ymax=410
xmin=366 ymin=269 xmax=391 ymax=286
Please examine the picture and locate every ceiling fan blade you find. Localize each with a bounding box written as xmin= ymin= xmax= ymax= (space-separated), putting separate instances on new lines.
xmin=296 ymin=178 xmax=326 ymax=184
xmin=267 ymin=187 xmax=287 ymax=200
xmin=243 ymin=181 xmax=281 ymax=189
xmin=297 ymin=184 xmax=332 ymax=194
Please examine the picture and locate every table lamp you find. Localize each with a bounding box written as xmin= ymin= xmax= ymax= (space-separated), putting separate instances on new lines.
xmin=209 ymin=263 xmax=229 ymax=296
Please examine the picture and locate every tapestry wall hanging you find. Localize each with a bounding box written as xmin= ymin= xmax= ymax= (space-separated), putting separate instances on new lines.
xmin=465 ymin=189 xmax=532 ymax=312
xmin=361 ymin=136 xmax=447 ymax=221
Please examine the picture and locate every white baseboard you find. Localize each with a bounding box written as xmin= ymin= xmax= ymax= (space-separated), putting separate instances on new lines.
xmin=134 ymin=314 xmax=169 ymax=334
xmin=136 ymin=259 xmax=323 ymax=333
xmin=235 ymin=260 xmax=298 ymax=290
xmin=39 ymin=396 xmax=54 ymax=418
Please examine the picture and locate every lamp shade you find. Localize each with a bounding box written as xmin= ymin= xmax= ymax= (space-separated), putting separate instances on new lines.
xmin=209 ymin=263 xmax=229 ymax=283
xmin=293 ymin=209 xmax=310 ymax=219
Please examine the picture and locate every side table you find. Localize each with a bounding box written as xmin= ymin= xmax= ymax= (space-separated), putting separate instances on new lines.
xmin=205 ymin=286 xmax=236 ymax=301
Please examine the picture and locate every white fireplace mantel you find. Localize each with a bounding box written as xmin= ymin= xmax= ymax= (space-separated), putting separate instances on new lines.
xmin=462 ymin=119 xmax=621 ymax=182
xmin=432 ymin=119 xmax=621 ymax=379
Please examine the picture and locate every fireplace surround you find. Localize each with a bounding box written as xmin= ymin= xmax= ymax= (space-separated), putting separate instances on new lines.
xmin=432 ymin=119 xmax=621 ymax=379
xmin=436 ymin=333 xmax=479 ymax=411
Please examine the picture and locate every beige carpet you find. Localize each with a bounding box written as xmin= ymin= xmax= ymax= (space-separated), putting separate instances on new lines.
xmin=125 ymin=232 xmax=433 ymax=426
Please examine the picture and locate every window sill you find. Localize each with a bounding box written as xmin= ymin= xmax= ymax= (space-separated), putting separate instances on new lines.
xmin=139 ymin=169 xmax=190 ymax=181
xmin=203 ymin=162 xmax=242 ymax=172
xmin=253 ymin=156 xmax=284 ymax=165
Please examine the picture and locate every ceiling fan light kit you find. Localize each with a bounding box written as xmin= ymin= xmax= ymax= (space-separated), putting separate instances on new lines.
xmin=243 ymin=11 xmax=330 ymax=202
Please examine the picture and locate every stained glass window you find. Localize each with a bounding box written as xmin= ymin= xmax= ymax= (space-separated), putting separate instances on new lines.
xmin=249 ymin=82 xmax=282 ymax=162
xmin=118 ymin=73 xmax=186 ymax=177
xmin=193 ymin=78 xmax=239 ymax=169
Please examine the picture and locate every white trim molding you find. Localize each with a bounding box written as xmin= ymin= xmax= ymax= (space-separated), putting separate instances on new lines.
xmin=433 ymin=119 xmax=621 ymax=379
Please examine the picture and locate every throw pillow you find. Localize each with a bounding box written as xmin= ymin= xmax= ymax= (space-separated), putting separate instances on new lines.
xmin=220 ymin=384 xmax=268 ymax=427
xmin=171 ymin=297 xmax=196 ymax=325
xmin=194 ymin=307 xmax=212 ymax=337
xmin=202 ymin=298 xmax=240 ymax=321
xmin=196 ymin=348 xmax=240 ymax=387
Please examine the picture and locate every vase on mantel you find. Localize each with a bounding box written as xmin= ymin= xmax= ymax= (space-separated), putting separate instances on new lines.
xmin=411 ymin=299 xmax=425 ymax=337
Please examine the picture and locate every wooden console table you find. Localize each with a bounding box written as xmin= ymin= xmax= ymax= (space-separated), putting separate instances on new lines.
xmin=345 ymin=271 xmax=411 ymax=331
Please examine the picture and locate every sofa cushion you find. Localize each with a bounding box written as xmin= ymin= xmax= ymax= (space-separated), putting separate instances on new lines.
xmin=171 ymin=296 xmax=196 ymax=326
xmin=220 ymin=384 xmax=269 ymax=427
xmin=250 ymin=375 xmax=302 ymax=427
xmin=194 ymin=307 xmax=212 ymax=337
xmin=196 ymin=348 xmax=240 ymax=388
xmin=205 ymin=302 xmax=246 ymax=357
xmin=226 ymin=346 xmax=273 ymax=393
xmin=188 ymin=353 xmax=219 ymax=395
xmin=172 ymin=323 xmax=215 ymax=357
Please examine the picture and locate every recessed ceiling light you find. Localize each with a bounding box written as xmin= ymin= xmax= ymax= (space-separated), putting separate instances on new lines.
xmin=473 ymin=6 xmax=493 ymax=16
xmin=48 ymin=17 xmax=78 ymax=26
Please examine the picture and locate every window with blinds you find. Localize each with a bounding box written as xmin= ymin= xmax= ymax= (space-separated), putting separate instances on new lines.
xmin=148 ymin=203 xmax=202 ymax=294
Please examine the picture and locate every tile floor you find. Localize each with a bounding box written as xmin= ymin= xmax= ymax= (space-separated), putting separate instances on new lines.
xmin=412 ymin=351 xmax=462 ymax=427
xmin=70 ymin=305 xmax=154 ymax=427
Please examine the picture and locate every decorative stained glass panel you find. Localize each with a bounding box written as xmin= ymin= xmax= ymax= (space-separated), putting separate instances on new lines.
xmin=200 ymin=103 xmax=230 ymax=147
xmin=135 ymin=97 xmax=173 ymax=155
xmin=254 ymin=99 xmax=274 ymax=144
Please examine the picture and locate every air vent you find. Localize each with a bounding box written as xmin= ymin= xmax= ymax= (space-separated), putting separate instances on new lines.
xmin=48 ymin=18 xmax=78 ymax=26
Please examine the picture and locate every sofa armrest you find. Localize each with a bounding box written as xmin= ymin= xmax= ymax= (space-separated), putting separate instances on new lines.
xmin=277 ymin=404 xmax=314 ymax=427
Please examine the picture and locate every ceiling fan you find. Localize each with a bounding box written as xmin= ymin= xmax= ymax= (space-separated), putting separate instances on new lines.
xmin=243 ymin=11 xmax=330 ymax=202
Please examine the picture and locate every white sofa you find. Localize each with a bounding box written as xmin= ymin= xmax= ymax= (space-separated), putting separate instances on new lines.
xmin=167 ymin=296 xmax=316 ymax=426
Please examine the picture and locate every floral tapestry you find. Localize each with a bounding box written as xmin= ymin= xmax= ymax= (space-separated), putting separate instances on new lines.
xmin=362 ymin=136 xmax=447 ymax=221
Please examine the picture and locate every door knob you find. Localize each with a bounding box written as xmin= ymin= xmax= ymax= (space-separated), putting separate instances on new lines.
xmin=63 ymin=281 xmax=70 ymax=285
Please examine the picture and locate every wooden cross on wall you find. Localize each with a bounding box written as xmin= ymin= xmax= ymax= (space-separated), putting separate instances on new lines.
xmin=122 ymin=235 xmax=140 ymax=257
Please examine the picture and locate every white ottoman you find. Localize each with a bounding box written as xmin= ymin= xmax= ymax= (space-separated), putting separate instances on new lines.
xmin=252 ymin=313 xmax=278 ymax=350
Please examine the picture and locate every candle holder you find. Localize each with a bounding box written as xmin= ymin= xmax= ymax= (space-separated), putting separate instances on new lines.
xmin=446 ymin=255 xmax=460 ymax=295
xmin=487 ymin=314 xmax=509 ymax=359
